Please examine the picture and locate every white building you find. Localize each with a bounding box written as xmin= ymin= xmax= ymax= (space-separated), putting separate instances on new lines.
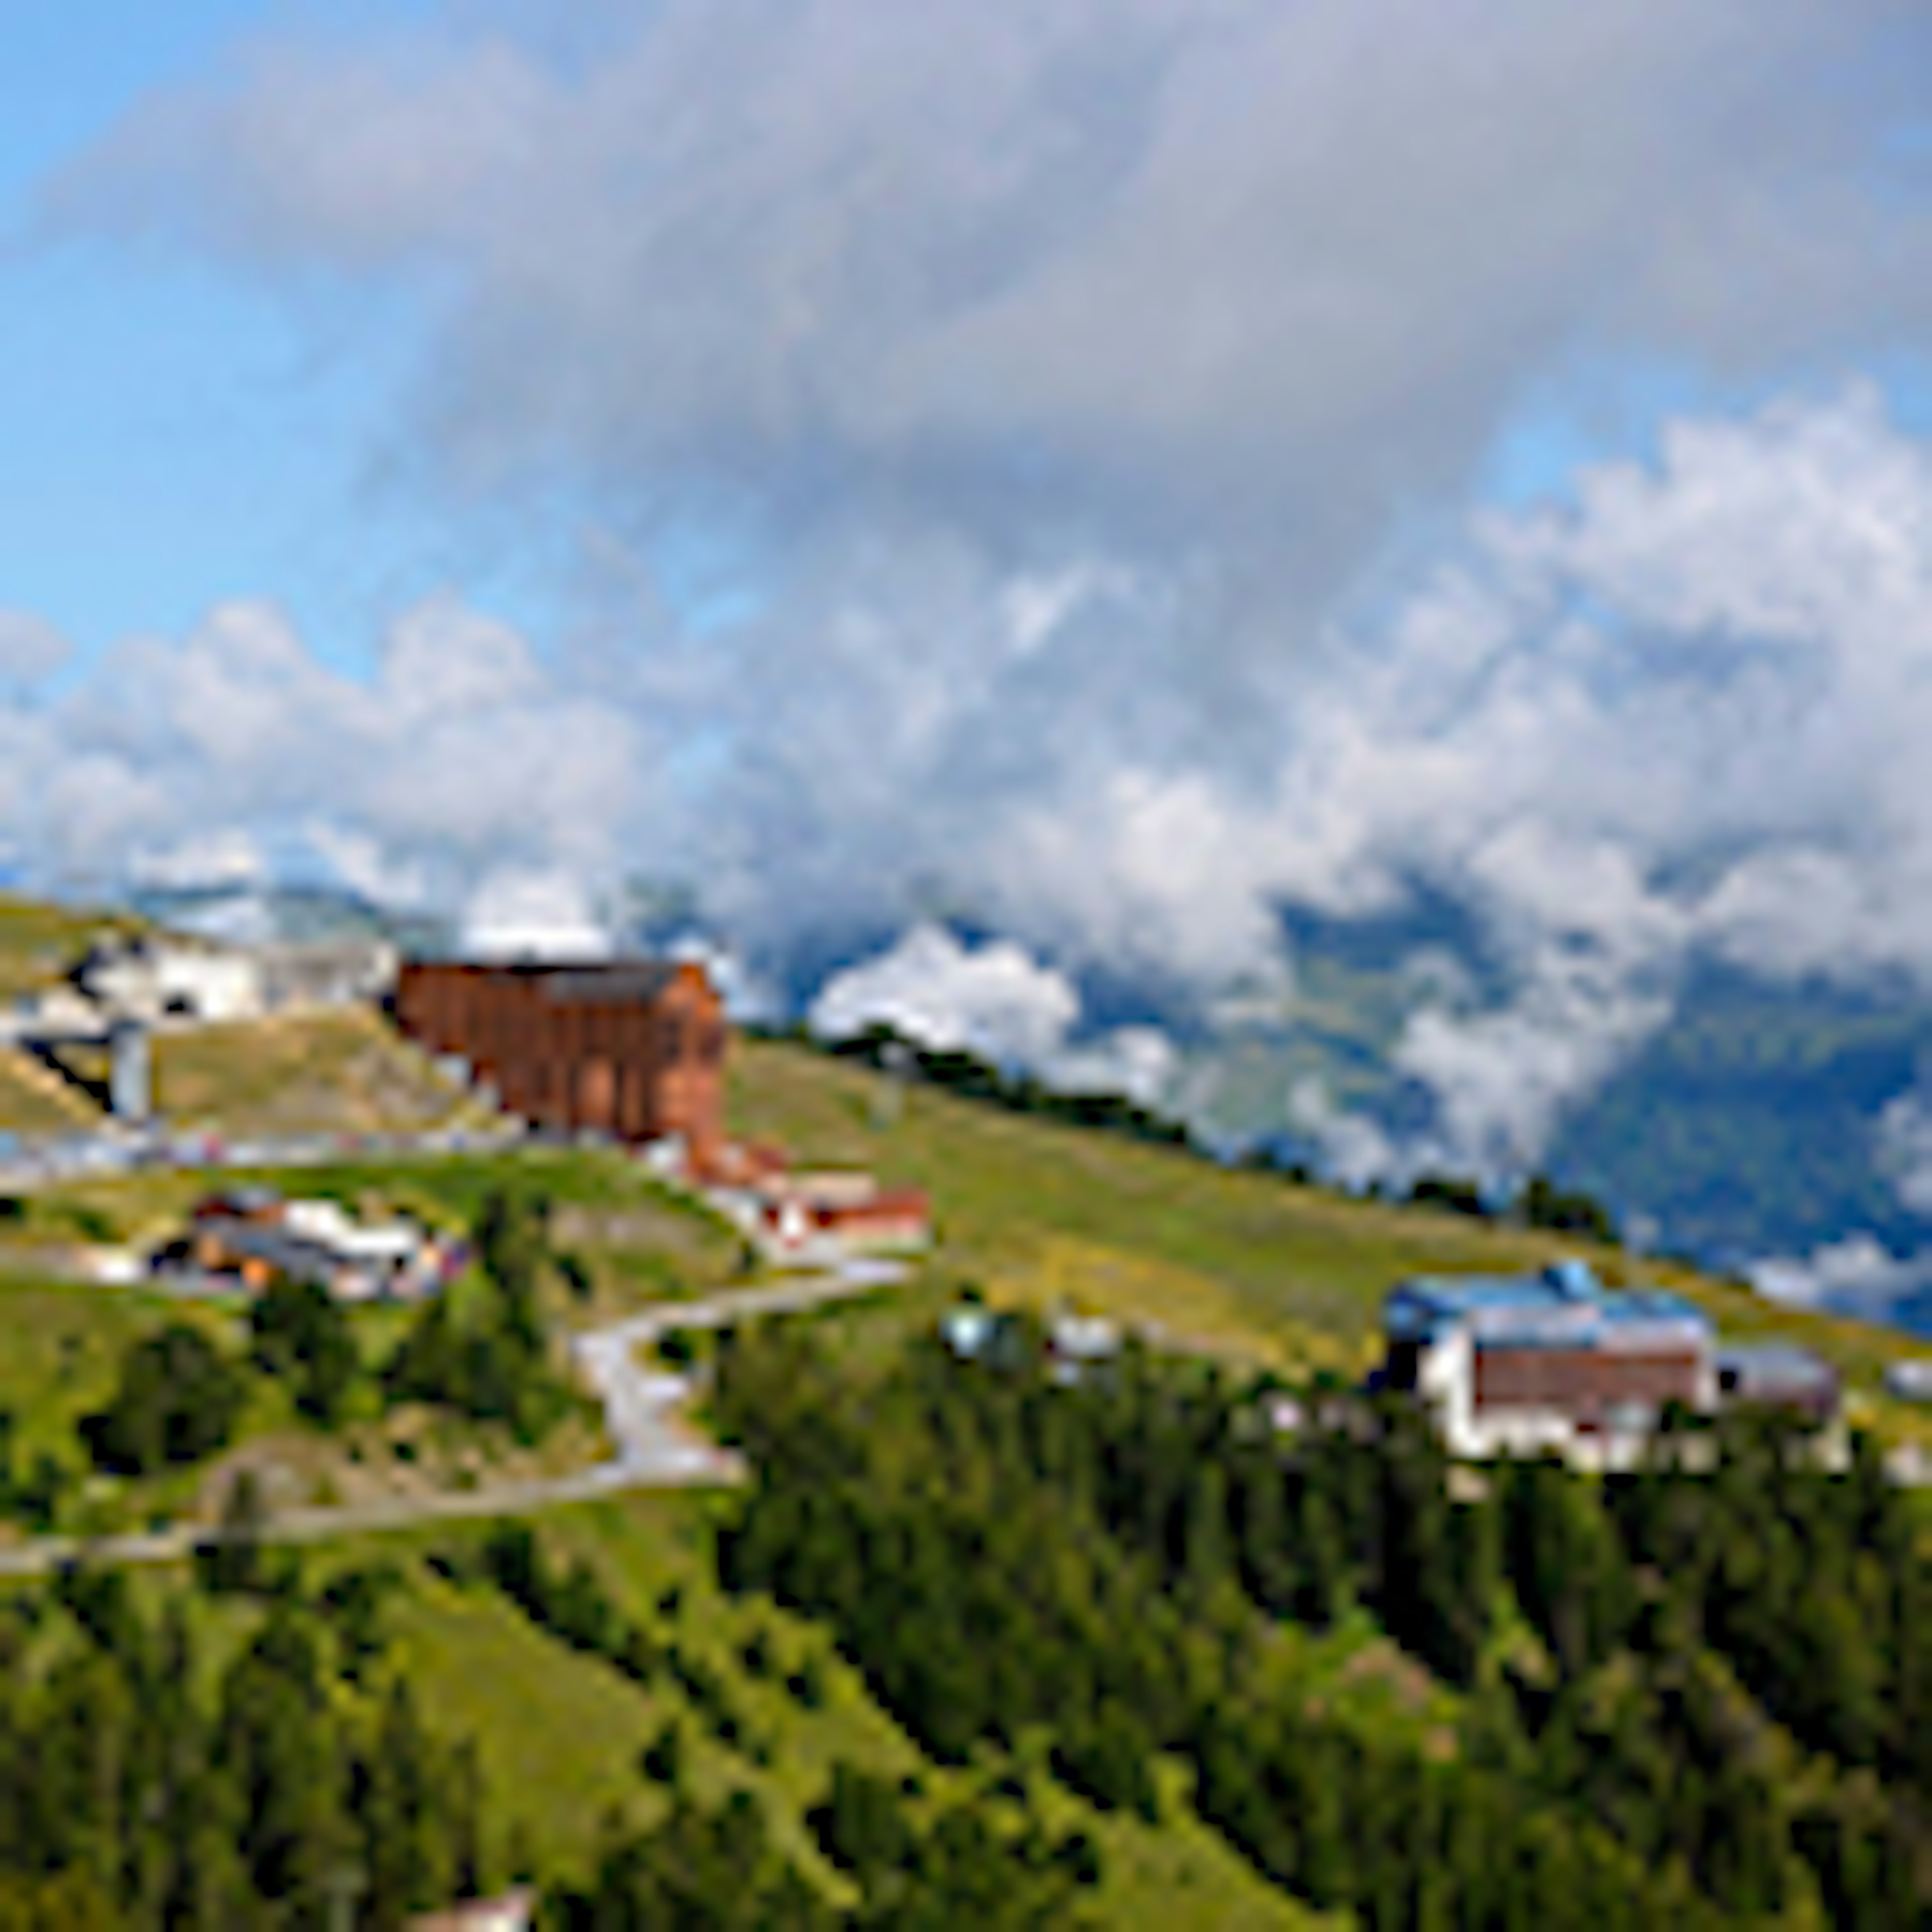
xmin=407 ymin=1891 xmax=536 ymax=1932
xmin=72 ymin=935 xmax=264 ymax=1024
xmin=1382 ymin=1260 xmax=1716 ymax=1469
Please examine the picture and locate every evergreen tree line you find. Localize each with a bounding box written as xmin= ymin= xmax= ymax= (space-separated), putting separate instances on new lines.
xmin=1403 ymin=1172 xmax=1619 ymax=1244
xmin=709 ymin=1317 xmax=1929 ymax=1928
xmin=813 ymin=1022 xmax=1194 ymax=1150
xmin=798 ymin=1018 xmax=1622 ymax=1241
xmin=0 ymin=1563 xmax=483 ymax=1929
xmin=384 ymin=1186 xmax=572 ymax=1440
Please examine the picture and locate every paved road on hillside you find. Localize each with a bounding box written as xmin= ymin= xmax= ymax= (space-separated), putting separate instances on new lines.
xmin=0 ymin=1123 xmax=530 ymax=1195
xmin=0 ymin=1259 xmax=904 ymax=1577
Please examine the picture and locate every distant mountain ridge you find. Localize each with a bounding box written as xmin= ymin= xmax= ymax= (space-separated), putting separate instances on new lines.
xmin=122 ymin=881 xmax=457 ymax=957
xmin=1175 ymin=913 xmax=1932 ymax=1333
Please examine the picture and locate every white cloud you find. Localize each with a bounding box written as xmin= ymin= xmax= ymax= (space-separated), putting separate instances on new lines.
xmin=380 ymin=597 xmax=542 ymax=720
xmin=1393 ymin=955 xmax=1670 ymax=1179
xmin=0 ymin=593 xmax=650 ymax=912
xmin=1044 ymin=1025 xmax=1178 ymax=1107
xmin=39 ymin=4 xmax=1932 ymax=983
xmin=810 ymin=924 xmax=1176 ymax=1104
xmin=1287 ymin=1079 xmax=1406 ymax=1193
xmin=300 ymin=821 xmax=432 ymax=909
xmin=811 ymin=925 xmax=1080 ymax=1064
xmin=1245 ymin=386 xmax=1932 ymax=1172
xmin=1878 ymin=1089 xmax=1932 ymax=1218
xmin=0 ymin=611 xmax=71 ymax=688
xmin=130 ymin=826 xmax=267 ymax=891
xmin=63 ymin=1 xmax=1932 ymax=552
xmin=1748 ymin=1234 xmax=1928 ymax=1311
xmin=461 ymin=867 xmax=611 ymax=960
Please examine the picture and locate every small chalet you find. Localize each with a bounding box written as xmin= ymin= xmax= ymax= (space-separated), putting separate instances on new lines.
xmin=159 ymin=1188 xmax=463 ymax=1301
xmin=755 ymin=1171 xmax=930 ymax=1255
xmin=1047 ymin=1312 xmax=1121 ymax=1385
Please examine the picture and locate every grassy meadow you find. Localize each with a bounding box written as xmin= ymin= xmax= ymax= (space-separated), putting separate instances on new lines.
xmin=149 ymin=1008 xmax=491 ymax=1138
xmin=0 ymin=894 xmax=142 ymax=1003
xmin=729 ymin=1035 xmax=1932 ymax=1436
xmin=0 ymin=1054 xmax=96 ymax=1135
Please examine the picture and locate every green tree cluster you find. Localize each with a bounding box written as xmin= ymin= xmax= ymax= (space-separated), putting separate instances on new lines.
xmin=0 ymin=1568 xmax=483 ymax=1930
xmin=825 ymin=1022 xmax=1193 ymax=1151
xmin=384 ymin=1188 xmax=568 ymax=1441
xmin=250 ymin=1278 xmax=358 ymax=1425
xmin=79 ymin=1326 xmax=247 ymax=1477
xmin=708 ymin=1316 xmax=1930 ymax=1928
xmin=549 ymin=1774 xmax=1098 ymax=1928
xmin=0 ymin=1410 xmax=70 ymax=1533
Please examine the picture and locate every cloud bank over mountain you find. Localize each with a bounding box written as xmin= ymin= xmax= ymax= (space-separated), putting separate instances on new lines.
xmin=15 ymin=0 xmax=1932 ymax=1182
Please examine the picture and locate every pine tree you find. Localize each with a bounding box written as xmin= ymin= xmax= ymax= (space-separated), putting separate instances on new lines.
xmin=200 ymin=1470 xmax=269 ymax=1596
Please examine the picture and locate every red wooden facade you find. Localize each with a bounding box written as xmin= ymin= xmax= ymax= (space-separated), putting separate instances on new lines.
xmin=393 ymin=960 xmax=727 ymax=1166
xmin=1472 ymin=1345 xmax=1703 ymax=1427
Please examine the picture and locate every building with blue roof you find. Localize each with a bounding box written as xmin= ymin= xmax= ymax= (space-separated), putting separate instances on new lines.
xmin=1381 ymin=1260 xmax=1716 ymax=1466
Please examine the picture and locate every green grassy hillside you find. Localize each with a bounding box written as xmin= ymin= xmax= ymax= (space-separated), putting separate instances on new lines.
xmin=0 ymin=1052 xmax=98 ymax=1134
xmin=728 ymin=1036 xmax=1932 ymax=1436
xmin=0 ymin=1145 xmax=750 ymax=1540
xmin=5 ymin=1008 xmax=502 ymax=1141
xmin=1 ymin=1143 xmax=744 ymax=1311
xmin=0 ymin=892 xmax=141 ymax=1135
xmin=0 ymin=893 xmax=141 ymax=1002
xmin=149 ymin=1007 xmax=494 ymax=1138
xmin=0 ymin=891 xmax=494 ymax=1140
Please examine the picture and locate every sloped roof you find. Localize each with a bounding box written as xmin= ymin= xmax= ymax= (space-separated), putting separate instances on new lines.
xmin=1387 ymin=1262 xmax=1710 ymax=1349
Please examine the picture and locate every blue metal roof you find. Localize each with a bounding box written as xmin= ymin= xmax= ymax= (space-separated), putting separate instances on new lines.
xmin=1386 ymin=1262 xmax=1710 ymax=1347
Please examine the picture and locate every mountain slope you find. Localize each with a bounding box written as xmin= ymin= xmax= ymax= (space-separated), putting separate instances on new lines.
xmin=727 ymin=1035 xmax=1932 ymax=1433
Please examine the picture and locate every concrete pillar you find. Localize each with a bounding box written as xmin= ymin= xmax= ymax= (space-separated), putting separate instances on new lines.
xmin=108 ymin=1021 xmax=150 ymax=1122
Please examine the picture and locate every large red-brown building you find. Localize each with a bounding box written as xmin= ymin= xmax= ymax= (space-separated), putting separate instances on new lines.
xmin=393 ymin=959 xmax=727 ymax=1167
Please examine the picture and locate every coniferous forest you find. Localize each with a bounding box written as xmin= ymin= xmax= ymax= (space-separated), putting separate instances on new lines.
xmin=0 ymin=1303 xmax=1928 ymax=1924
xmin=710 ymin=1316 xmax=1932 ymax=1929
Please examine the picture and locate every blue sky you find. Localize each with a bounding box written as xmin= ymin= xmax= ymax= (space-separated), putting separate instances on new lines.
xmin=9 ymin=3 xmax=1926 ymax=682
xmin=0 ymin=2 xmax=515 ymax=675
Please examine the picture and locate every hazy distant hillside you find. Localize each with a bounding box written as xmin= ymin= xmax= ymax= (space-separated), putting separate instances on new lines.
xmin=1177 ymin=911 xmax=1932 ymax=1290
xmin=122 ymin=880 xmax=456 ymax=955
xmin=1549 ymin=965 xmax=1932 ymax=1266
